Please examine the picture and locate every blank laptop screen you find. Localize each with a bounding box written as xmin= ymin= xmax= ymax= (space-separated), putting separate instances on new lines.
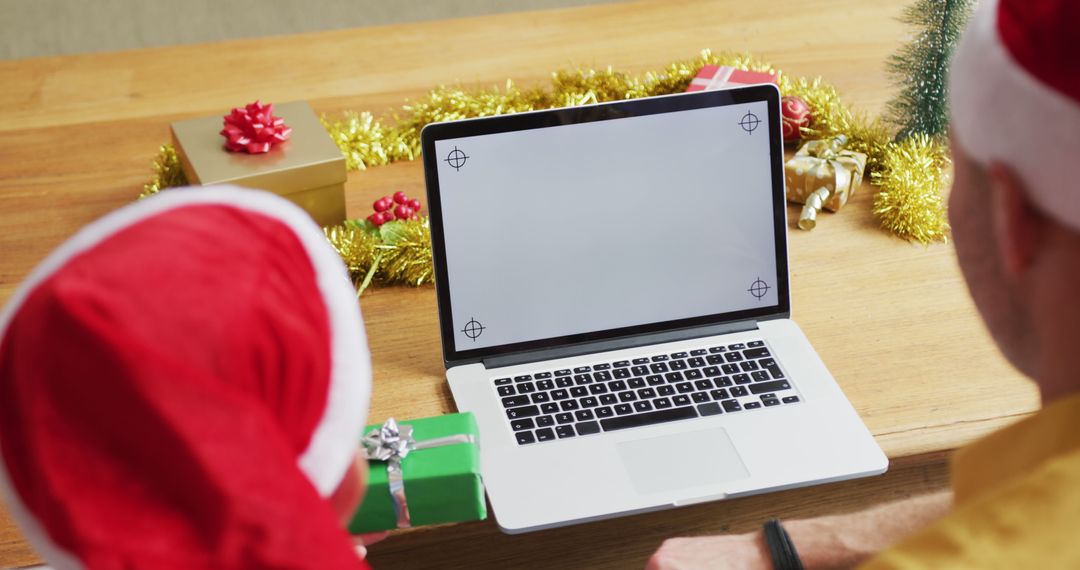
xmin=426 ymin=89 xmax=786 ymax=358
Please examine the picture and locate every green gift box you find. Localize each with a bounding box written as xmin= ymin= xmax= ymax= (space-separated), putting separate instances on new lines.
xmin=349 ymin=413 xmax=486 ymax=533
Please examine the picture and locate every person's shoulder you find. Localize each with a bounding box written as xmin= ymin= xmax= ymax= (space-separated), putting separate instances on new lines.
xmin=862 ymin=448 xmax=1080 ymax=569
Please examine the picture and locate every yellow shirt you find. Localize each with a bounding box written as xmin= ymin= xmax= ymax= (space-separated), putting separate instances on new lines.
xmin=864 ymin=393 xmax=1080 ymax=568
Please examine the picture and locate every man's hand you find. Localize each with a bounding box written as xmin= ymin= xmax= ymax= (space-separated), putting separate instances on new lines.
xmin=645 ymin=491 xmax=952 ymax=570
xmin=647 ymin=530 xmax=771 ymax=570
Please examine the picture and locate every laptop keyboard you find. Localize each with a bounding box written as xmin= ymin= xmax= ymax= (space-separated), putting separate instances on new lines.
xmin=494 ymin=340 xmax=801 ymax=445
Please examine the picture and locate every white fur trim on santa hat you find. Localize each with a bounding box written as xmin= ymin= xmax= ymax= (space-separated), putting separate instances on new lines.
xmin=0 ymin=186 xmax=370 ymax=570
xmin=950 ymin=0 xmax=1080 ymax=230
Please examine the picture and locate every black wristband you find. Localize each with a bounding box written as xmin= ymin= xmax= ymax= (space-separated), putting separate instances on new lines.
xmin=763 ymin=518 xmax=804 ymax=570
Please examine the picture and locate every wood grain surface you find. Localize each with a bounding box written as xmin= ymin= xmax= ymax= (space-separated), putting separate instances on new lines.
xmin=0 ymin=0 xmax=1036 ymax=567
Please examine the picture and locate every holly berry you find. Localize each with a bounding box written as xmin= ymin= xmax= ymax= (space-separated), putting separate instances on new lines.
xmin=367 ymin=212 xmax=388 ymax=226
xmin=394 ymin=205 xmax=413 ymax=219
xmin=368 ymin=190 xmax=423 ymax=223
xmin=393 ymin=191 xmax=408 ymax=205
xmin=407 ymin=198 xmax=422 ymax=211
xmin=373 ymin=198 xmax=392 ymax=212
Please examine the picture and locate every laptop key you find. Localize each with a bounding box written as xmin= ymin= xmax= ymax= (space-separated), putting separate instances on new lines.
xmin=608 ymin=380 xmax=628 ymax=392
xmin=613 ymin=368 xmax=631 ymax=379
xmin=731 ymin=386 xmax=749 ymax=397
xmin=650 ymin=362 xmax=670 ymax=374
xmin=537 ymin=379 xmax=554 ymax=390
xmin=697 ymin=402 xmax=722 ymax=416
xmin=743 ymin=347 xmax=770 ymax=359
xmin=574 ymin=374 xmax=593 ymax=385
xmin=514 ymin=375 xmax=533 ymax=382
xmin=632 ymin=357 xmax=650 ymax=365
xmin=494 ymin=378 xmax=512 ymax=385
xmin=518 ymin=382 xmax=536 ymax=393
xmin=575 ymin=409 xmax=595 ymax=421
xmin=574 ymin=366 xmax=591 ymax=373
xmin=721 ymin=399 xmax=742 ymax=413
xmin=633 ymin=400 xmax=653 ymax=413
xmin=783 ymin=396 xmax=801 ymax=404
xmin=744 ymin=401 xmax=762 ymax=409
xmin=530 ymin=392 xmax=550 ymax=404
xmin=703 ymin=366 xmax=721 ymax=377
xmin=560 ymin=400 xmax=580 ymax=411
xmin=728 ymin=343 xmax=746 ymax=350
xmin=685 ymin=369 xmax=704 ymax=381
xmin=714 ymin=377 xmax=733 ymax=388
xmin=536 ymin=428 xmax=556 ymax=442
xmin=672 ymin=395 xmax=691 ymax=407
xmin=692 ymin=392 xmax=710 ymax=403
xmin=535 ymin=372 xmax=553 ymax=379
xmin=690 ymin=349 xmax=708 ymax=356
xmin=497 ymin=385 xmax=516 ymax=396
xmin=740 ymin=361 xmax=759 ymax=372
xmin=593 ymin=363 xmax=611 ymax=371
xmin=670 ymin=352 xmax=688 ymax=359
xmin=724 ymin=352 xmax=743 ymax=362
xmin=752 ymin=371 xmax=770 ymax=382
xmin=651 ymin=355 xmax=669 ymax=362
xmin=646 ymin=375 xmax=665 ymax=386
xmin=631 ymin=365 xmax=649 ymax=376
xmin=554 ymin=369 xmax=572 ymax=377
xmin=676 ymin=382 xmax=694 ymax=394
xmin=593 ymin=371 xmax=612 ymax=382
xmin=628 ymin=378 xmax=645 ymax=389
xmin=653 ymin=397 xmax=673 ymax=409
xmin=581 ymin=396 xmax=599 ymax=408
xmin=576 ymin=421 xmax=602 ymax=435
xmin=706 ymin=355 xmax=725 ymax=365
xmin=502 ymin=395 xmax=530 ymax=407
xmin=710 ymin=389 xmax=730 ymax=401
xmin=589 ymin=383 xmax=608 ymax=395
xmin=599 ymin=394 xmax=618 ymax=405
xmin=766 ymin=365 xmax=785 ymax=379
xmin=614 ymin=403 xmax=633 ymax=415
xmin=536 ymin=415 xmax=555 ymax=427
xmin=687 ymin=357 xmax=706 ymax=368
xmin=613 ymin=360 xmax=631 ymax=368
xmin=669 ymin=360 xmax=688 ymax=371
xmin=748 ymin=340 xmax=765 ymax=347
xmin=637 ymin=387 xmax=657 ymax=399
xmin=516 ymin=431 xmax=536 ymax=445
xmin=749 ymin=380 xmax=791 ymax=395
xmin=722 ymin=364 xmax=740 ymax=375
xmin=708 ymin=346 xmax=727 ymax=353
xmin=570 ymin=386 xmax=588 ymax=398
xmin=763 ymin=398 xmax=781 ymax=407
xmin=555 ymin=425 xmax=576 ymax=438
xmin=600 ymin=407 xmax=697 ymax=431
xmin=595 ymin=406 xmax=614 ymax=418
xmin=665 ymin=372 xmax=683 ymax=383
xmin=551 ymin=389 xmax=569 ymax=400
xmin=618 ymin=391 xmax=637 ymax=402
xmin=658 ymin=385 xmax=675 ymax=396
xmin=555 ymin=377 xmax=573 ymax=388
xmin=694 ymin=379 xmax=713 ymax=391
xmin=555 ymin=412 xmax=574 ymax=424
xmin=733 ymin=374 xmax=752 ymax=385
xmin=510 ymin=418 xmax=535 ymax=431
xmin=507 ymin=405 xmax=540 ymax=419
xmin=541 ymin=403 xmax=559 ymax=414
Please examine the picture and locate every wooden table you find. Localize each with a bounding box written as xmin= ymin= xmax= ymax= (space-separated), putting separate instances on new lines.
xmin=0 ymin=0 xmax=1038 ymax=567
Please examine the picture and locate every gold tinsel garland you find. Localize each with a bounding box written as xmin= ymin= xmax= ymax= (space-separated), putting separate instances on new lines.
xmin=141 ymin=49 xmax=950 ymax=291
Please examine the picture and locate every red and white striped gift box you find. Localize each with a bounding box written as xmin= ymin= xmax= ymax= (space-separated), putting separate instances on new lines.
xmin=685 ymin=65 xmax=777 ymax=92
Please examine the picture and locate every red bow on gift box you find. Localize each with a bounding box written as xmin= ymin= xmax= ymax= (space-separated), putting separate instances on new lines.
xmin=220 ymin=101 xmax=292 ymax=154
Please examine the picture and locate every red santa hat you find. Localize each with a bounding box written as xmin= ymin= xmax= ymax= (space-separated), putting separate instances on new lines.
xmin=0 ymin=186 xmax=372 ymax=569
xmin=950 ymin=0 xmax=1080 ymax=228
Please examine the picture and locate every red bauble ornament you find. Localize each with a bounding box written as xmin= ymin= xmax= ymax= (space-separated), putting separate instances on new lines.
xmin=220 ymin=101 xmax=292 ymax=154
xmin=780 ymin=96 xmax=812 ymax=142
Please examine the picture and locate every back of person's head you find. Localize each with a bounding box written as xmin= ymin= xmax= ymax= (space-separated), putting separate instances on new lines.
xmin=0 ymin=187 xmax=372 ymax=569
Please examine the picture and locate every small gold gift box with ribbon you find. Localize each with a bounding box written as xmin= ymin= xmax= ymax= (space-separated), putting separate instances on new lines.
xmin=784 ymin=135 xmax=867 ymax=230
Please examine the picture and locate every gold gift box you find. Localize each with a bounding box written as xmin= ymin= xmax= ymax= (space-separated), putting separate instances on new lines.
xmin=784 ymin=136 xmax=867 ymax=230
xmin=170 ymin=101 xmax=346 ymax=227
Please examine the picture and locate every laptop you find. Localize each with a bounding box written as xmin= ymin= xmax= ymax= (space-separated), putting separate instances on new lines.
xmin=420 ymin=84 xmax=887 ymax=533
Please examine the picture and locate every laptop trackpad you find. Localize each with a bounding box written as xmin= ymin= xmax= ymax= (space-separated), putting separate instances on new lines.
xmin=617 ymin=427 xmax=749 ymax=495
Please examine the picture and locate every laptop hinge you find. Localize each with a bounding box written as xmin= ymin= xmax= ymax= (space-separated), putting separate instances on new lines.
xmin=481 ymin=320 xmax=759 ymax=370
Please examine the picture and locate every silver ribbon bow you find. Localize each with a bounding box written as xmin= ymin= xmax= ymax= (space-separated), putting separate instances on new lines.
xmin=360 ymin=418 xmax=477 ymax=529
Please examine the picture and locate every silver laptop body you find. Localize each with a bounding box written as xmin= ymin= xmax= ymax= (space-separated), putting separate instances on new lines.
xmin=420 ymin=85 xmax=887 ymax=533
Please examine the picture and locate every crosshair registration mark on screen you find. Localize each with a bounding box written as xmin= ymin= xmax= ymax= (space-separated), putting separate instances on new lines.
xmin=445 ymin=146 xmax=469 ymax=171
xmin=462 ymin=318 xmax=485 ymax=341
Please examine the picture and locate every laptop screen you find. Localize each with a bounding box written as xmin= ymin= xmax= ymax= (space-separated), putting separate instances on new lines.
xmin=423 ymin=86 xmax=788 ymax=364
